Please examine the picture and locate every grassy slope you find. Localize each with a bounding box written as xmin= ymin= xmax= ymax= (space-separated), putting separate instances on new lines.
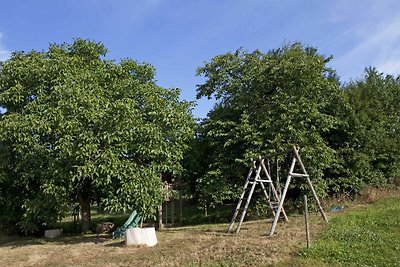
xmin=297 ymin=196 xmax=400 ymax=267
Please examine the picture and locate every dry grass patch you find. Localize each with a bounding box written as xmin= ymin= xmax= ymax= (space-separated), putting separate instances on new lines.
xmin=0 ymin=213 xmax=327 ymax=267
xmin=3 ymin=187 xmax=397 ymax=267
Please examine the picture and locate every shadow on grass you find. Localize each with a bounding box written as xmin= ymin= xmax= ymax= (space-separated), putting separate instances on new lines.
xmin=0 ymin=233 xmax=123 ymax=248
xmin=104 ymin=240 xmax=125 ymax=247
xmin=0 ymin=201 xmax=280 ymax=248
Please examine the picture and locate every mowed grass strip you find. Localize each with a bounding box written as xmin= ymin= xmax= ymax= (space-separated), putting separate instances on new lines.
xmin=299 ymin=196 xmax=400 ymax=267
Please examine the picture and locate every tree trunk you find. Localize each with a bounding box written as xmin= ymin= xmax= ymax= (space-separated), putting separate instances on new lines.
xmin=156 ymin=204 xmax=164 ymax=230
xmin=78 ymin=180 xmax=91 ymax=233
xmin=179 ymin=176 xmax=183 ymax=225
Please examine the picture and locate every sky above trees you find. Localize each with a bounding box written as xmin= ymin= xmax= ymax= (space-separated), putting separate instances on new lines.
xmin=1 ymin=0 xmax=400 ymax=118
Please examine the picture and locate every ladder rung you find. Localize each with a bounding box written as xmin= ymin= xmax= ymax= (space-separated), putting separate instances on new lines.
xmin=289 ymin=173 xmax=309 ymax=177
xmin=255 ymin=179 xmax=272 ymax=183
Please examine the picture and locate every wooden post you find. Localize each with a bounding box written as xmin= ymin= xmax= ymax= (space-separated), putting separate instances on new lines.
xmin=179 ymin=175 xmax=183 ymax=224
xmin=164 ymin=202 xmax=168 ymax=225
xmin=171 ymin=199 xmax=175 ymax=226
xmin=304 ymin=195 xmax=310 ymax=248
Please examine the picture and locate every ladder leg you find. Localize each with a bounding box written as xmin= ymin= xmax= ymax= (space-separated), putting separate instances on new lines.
xmin=235 ymin=180 xmax=257 ymax=233
xmin=227 ymin=168 xmax=253 ymax=232
xmin=259 ymin=182 xmax=276 ymax=217
xmin=305 ymin=176 xmax=328 ymax=222
xmin=293 ymin=146 xmax=328 ymax=222
xmin=235 ymin=163 xmax=262 ymax=233
xmin=227 ymin=187 xmax=246 ymax=232
xmin=268 ymin=157 xmax=296 ymax=236
xmin=269 ymin=182 xmax=289 ymax=221
xmin=228 ymin=160 xmax=260 ymax=233
xmin=260 ymin=159 xmax=288 ymax=221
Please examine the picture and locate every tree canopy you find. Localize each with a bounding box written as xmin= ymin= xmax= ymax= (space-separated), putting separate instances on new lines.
xmin=342 ymin=68 xmax=400 ymax=188
xmin=0 ymin=39 xmax=194 ymax=234
xmin=1 ymin=40 xmax=399 ymax=233
xmin=190 ymin=45 xmax=400 ymax=211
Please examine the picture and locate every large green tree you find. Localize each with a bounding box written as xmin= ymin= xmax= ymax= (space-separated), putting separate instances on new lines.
xmin=0 ymin=39 xmax=194 ymax=234
xmin=343 ymin=68 xmax=400 ymax=187
xmin=195 ymin=43 xmax=352 ymax=208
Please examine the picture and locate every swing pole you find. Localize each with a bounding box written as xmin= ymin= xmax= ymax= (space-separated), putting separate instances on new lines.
xmin=293 ymin=146 xmax=328 ymax=222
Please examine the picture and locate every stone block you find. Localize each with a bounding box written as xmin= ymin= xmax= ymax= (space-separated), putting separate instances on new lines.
xmin=44 ymin=229 xmax=63 ymax=238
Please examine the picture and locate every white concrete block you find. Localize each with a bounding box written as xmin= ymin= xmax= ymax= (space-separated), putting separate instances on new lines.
xmin=125 ymin=227 xmax=157 ymax=247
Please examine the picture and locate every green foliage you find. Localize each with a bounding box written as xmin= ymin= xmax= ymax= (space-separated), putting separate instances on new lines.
xmin=195 ymin=43 xmax=350 ymax=207
xmin=300 ymin=196 xmax=400 ymax=266
xmin=343 ymin=68 xmax=400 ymax=188
xmin=194 ymin=104 xmax=248 ymax=209
xmin=193 ymin=44 xmax=400 ymax=209
xmin=0 ymin=39 xmax=194 ymax=234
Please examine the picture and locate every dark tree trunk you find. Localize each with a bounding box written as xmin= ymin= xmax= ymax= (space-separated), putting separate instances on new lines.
xmin=78 ymin=180 xmax=91 ymax=233
xmin=156 ymin=204 xmax=164 ymax=230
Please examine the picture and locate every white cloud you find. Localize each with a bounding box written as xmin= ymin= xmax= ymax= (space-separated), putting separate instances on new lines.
xmin=0 ymin=33 xmax=11 ymax=61
xmin=378 ymin=56 xmax=400 ymax=75
xmin=334 ymin=11 xmax=400 ymax=79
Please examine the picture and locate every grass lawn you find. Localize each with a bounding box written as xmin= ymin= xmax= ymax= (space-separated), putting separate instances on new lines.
xmin=296 ymin=194 xmax=400 ymax=267
xmin=0 ymin=188 xmax=399 ymax=266
xmin=0 ymin=215 xmax=325 ymax=266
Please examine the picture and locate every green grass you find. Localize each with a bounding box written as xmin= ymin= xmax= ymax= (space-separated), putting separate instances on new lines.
xmin=55 ymin=210 xmax=131 ymax=234
xmin=55 ymin=200 xmax=234 ymax=234
xmin=299 ymin=196 xmax=400 ymax=267
xmin=2 ymin=191 xmax=399 ymax=266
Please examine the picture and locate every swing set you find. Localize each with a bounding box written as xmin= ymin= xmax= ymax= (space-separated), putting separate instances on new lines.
xmin=227 ymin=145 xmax=328 ymax=236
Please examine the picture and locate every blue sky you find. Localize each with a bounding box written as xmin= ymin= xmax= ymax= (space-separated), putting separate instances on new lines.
xmin=1 ymin=0 xmax=400 ymax=118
